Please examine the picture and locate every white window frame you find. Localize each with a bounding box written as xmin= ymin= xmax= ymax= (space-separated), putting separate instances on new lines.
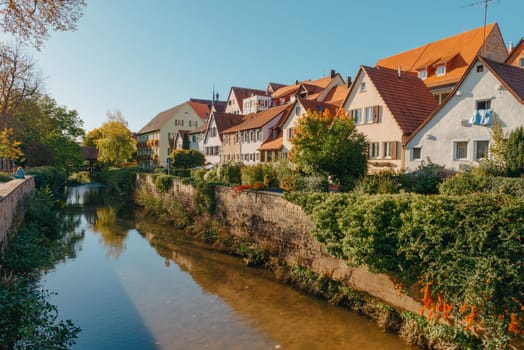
xmin=365 ymin=107 xmax=374 ymax=124
xmin=474 ymin=140 xmax=489 ymax=161
xmin=418 ymin=69 xmax=427 ymax=80
xmin=383 ymin=142 xmax=392 ymax=159
xmin=436 ymin=65 xmax=446 ymax=77
xmin=368 ymin=142 xmax=379 ymax=159
xmin=353 ymin=109 xmax=362 ymax=124
xmin=454 ymin=141 xmax=468 ymax=160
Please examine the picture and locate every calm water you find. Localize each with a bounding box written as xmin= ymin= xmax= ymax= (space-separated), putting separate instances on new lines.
xmin=42 ymin=184 xmax=411 ymax=350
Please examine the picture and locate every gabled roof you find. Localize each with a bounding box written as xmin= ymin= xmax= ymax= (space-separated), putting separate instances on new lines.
xmin=346 ymin=65 xmax=438 ymax=135
xmin=205 ymin=112 xmax=245 ymax=142
xmin=271 ymin=75 xmax=336 ymax=99
xmin=320 ymin=84 xmax=349 ymax=106
xmin=188 ymin=100 xmax=212 ymax=119
xmin=212 ymin=100 xmax=227 ymax=113
xmin=376 ymin=23 xmax=503 ymax=88
xmin=258 ymin=130 xmax=283 ymax=151
xmin=505 ymin=38 xmax=524 ymax=65
xmin=406 ymin=56 xmax=524 ymax=145
xmin=138 ymin=103 xmax=186 ymax=134
xmin=228 ymin=86 xmax=268 ymax=113
xmin=222 ymin=103 xmax=292 ymax=134
xmin=267 ymin=82 xmax=287 ymax=94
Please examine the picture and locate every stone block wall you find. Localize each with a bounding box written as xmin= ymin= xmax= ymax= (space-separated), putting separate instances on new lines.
xmin=0 ymin=177 xmax=35 ymax=252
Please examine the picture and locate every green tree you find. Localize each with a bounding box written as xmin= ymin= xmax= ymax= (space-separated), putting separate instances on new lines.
xmin=289 ymin=108 xmax=367 ymax=189
xmin=85 ymin=127 xmax=103 ymax=147
xmin=182 ymin=132 xmax=190 ymax=150
xmin=505 ymin=126 xmax=524 ymax=177
xmin=93 ymin=111 xmax=136 ymax=167
xmin=0 ymin=127 xmax=23 ymax=169
xmin=480 ymin=116 xmax=506 ymax=176
xmin=170 ymin=149 xmax=205 ymax=169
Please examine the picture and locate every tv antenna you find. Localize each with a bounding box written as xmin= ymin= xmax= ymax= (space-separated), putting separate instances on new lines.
xmin=462 ymin=0 xmax=498 ymax=56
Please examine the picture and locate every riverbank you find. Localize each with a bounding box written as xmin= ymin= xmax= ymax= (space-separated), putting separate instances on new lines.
xmin=136 ymin=175 xmax=492 ymax=349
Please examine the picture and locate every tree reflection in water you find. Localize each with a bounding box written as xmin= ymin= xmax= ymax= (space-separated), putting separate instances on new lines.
xmin=93 ymin=207 xmax=130 ymax=259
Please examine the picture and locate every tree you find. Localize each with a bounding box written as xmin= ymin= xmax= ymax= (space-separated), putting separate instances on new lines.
xmin=480 ymin=116 xmax=506 ymax=176
xmin=93 ymin=112 xmax=136 ymax=167
xmin=0 ymin=42 xmax=42 ymax=129
xmin=0 ymin=0 xmax=86 ymax=49
xmin=0 ymin=127 xmax=23 ymax=169
xmin=289 ymin=108 xmax=367 ymax=189
xmin=505 ymin=126 xmax=524 ymax=177
xmin=11 ymin=96 xmax=84 ymax=170
xmin=170 ymin=149 xmax=205 ymax=169
xmin=182 ymin=132 xmax=190 ymax=150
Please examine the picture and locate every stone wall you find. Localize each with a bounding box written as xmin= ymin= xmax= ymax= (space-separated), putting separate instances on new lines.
xmin=214 ymin=186 xmax=422 ymax=314
xmin=0 ymin=177 xmax=35 ymax=252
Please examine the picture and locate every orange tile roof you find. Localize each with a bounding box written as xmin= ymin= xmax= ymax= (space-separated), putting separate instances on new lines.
xmin=188 ymin=100 xmax=211 ymax=120
xmin=298 ymin=98 xmax=339 ymax=116
xmin=361 ymin=65 xmax=438 ymax=135
xmin=221 ymin=103 xmax=292 ymax=134
xmin=323 ymin=84 xmax=349 ymax=106
xmin=506 ymin=38 xmax=524 ymax=66
xmin=271 ymin=75 xmax=335 ymax=99
xmin=376 ymin=23 xmax=499 ymax=88
xmin=271 ymin=83 xmax=301 ymax=98
xmin=258 ymin=132 xmax=283 ymax=151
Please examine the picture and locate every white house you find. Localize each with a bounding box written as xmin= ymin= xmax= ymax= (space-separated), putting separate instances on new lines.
xmin=202 ymin=111 xmax=244 ymax=165
xmin=405 ymin=56 xmax=524 ymax=172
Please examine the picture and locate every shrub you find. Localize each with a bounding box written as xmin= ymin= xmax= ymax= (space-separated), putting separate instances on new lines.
xmin=505 ymin=126 xmax=524 ymax=177
xmin=353 ymin=172 xmax=400 ymax=194
xmin=217 ymin=162 xmax=242 ymax=185
xmin=153 ymin=174 xmax=175 ymax=193
xmin=0 ymin=172 xmax=12 ymax=182
xmin=440 ymin=171 xmax=524 ymax=196
xmin=399 ymin=160 xmax=448 ymax=194
xmin=170 ymin=149 xmax=205 ymax=169
xmin=241 ymin=164 xmax=264 ymax=185
xmin=26 ymin=166 xmax=68 ymax=199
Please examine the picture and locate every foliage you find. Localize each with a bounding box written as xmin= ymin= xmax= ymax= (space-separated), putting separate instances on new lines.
xmin=505 ymin=126 xmax=524 ymax=177
xmin=0 ymin=127 xmax=23 ymax=164
xmin=26 ymin=166 xmax=67 ymax=199
xmin=240 ymin=163 xmax=279 ymax=188
xmin=399 ymin=160 xmax=447 ymax=194
xmin=12 ymin=96 xmax=84 ymax=171
xmin=288 ymin=108 xmax=367 ymax=189
xmin=135 ymin=186 xmax=192 ymax=228
xmin=152 ymin=174 xmax=175 ymax=193
xmin=480 ymin=117 xmax=507 ymax=176
xmin=353 ymin=171 xmax=400 ymax=194
xmin=440 ymin=171 xmax=524 ymax=196
xmin=0 ymin=188 xmax=81 ymax=348
xmin=91 ymin=167 xmax=138 ymax=215
xmin=0 ymin=0 xmax=85 ymax=48
xmin=91 ymin=112 xmax=136 ymax=168
xmin=169 ymin=149 xmax=205 ymax=169
xmin=217 ymin=162 xmax=242 ymax=185
xmin=288 ymin=192 xmax=524 ymax=348
xmin=0 ymin=171 xmax=11 ymax=182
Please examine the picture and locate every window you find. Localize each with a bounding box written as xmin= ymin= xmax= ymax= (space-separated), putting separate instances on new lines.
xmin=287 ymin=127 xmax=294 ymax=140
xmin=250 ymin=131 xmax=254 ymax=142
xmin=476 ymin=99 xmax=491 ymax=110
xmin=383 ymin=142 xmax=392 ymax=158
xmin=192 ymin=135 xmax=197 ymax=143
xmin=350 ymin=109 xmax=362 ymax=124
xmin=360 ymin=82 xmax=366 ymax=92
xmin=256 ymin=130 xmax=260 ymax=141
xmin=454 ymin=141 xmax=468 ymax=160
xmin=520 ymin=58 xmax=524 ymax=68
xmin=188 ymin=120 xmax=192 ymax=127
xmin=209 ymin=127 xmax=217 ymax=137
xmin=474 ymin=141 xmax=489 ymax=160
xmin=368 ymin=143 xmax=379 ymax=159
xmin=194 ymin=121 xmax=197 ymax=127
xmin=436 ymin=65 xmax=446 ymax=76
xmin=383 ymin=141 xmax=399 ymax=159
xmin=365 ymin=107 xmax=374 ymax=123
xmin=476 ymin=64 xmax=484 ymax=72
xmin=295 ymin=106 xmax=302 ymax=115
xmin=412 ymin=147 xmax=421 ymax=160
xmin=418 ymin=69 xmax=427 ymax=80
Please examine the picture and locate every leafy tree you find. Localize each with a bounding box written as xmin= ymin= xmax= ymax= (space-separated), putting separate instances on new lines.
xmin=0 ymin=127 xmax=23 ymax=169
xmin=0 ymin=0 xmax=86 ymax=49
xmin=480 ymin=116 xmax=506 ymax=176
xmin=85 ymin=127 xmax=103 ymax=147
xmin=289 ymin=108 xmax=367 ymax=189
xmin=93 ymin=112 xmax=136 ymax=167
xmin=182 ymin=132 xmax=190 ymax=150
xmin=11 ymin=96 xmax=84 ymax=171
xmin=170 ymin=149 xmax=205 ymax=169
xmin=505 ymin=126 xmax=524 ymax=177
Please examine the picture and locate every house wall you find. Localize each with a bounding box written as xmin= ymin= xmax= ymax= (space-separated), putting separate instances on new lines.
xmin=482 ymin=26 xmax=509 ymax=63
xmin=221 ymin=132 xmax=241 ymax=162
xmin=0 ymin=177 xmax=35 ymax=252
xmin=344 ymin=72 xmax=404 ymax=173
xmin=203 ymin=117 xmax=222 ymax=165
xmin=282 ymin=101 xmax=303 ymax=157
xmin=506 ymin=43 xmax=524 ymax=68
xmin=189 ymin=132 xmax=205 ymax=152
xmin=241 ymin=118 xmax=281 ymax=165
xmin=225 ymin=92 xmax=242 ymax=114
xmin=405 ymin=62 xmax=524 ymax=172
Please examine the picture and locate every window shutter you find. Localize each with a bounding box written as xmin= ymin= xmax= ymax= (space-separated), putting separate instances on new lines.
xmin=392 ymin=141 xmax=398 ymax=159
xmin=373 ymin=105 xmax=380 ymax=123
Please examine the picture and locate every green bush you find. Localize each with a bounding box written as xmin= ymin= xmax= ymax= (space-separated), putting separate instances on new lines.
xmin=217 ymin=162 xmax=242 ymax=185
xmin=153 ymin=174 xmax=175 ymax=193
xmin=439 ymin=171 xmax=524 ymax=197
xmin=0 ymin=172 xmax=12 ymax=182
xmin=399 ymin=161 xmax=448 ymax=194
xmin=170 ymin=149 xmax=205 ymax=169
xmin=241 ymin=164 xmax=264 ymax=185
xmin=505 ymin=126 xmax=524 ymax=177
xmin=26 ymin=166 xmax=68 ymax=199
xmin=289 ymin=192 xmax=524 ymax=348
xmin=353 ymin=172 xmax=400 ymax=194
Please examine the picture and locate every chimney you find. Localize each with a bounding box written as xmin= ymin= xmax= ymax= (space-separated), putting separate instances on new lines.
xmin=295 ymin=79 xmax=299 ymax=85
xmin=346 ymin=76 xmax=352 ymax=88
xmin=330 ymin=69 xmax=336 ymax=78
xmin=508 ymin=40 xmax=514 ymax=54
xmin=397 ymin=65 xmax=401 ymax=79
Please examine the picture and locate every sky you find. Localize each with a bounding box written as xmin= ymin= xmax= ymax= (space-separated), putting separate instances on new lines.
xmin=28 ymin=0 xmax=524 ymax=133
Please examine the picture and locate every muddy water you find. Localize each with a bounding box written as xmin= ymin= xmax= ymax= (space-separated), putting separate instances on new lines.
xmin=42 ymin=184 xmax=411 ymax=349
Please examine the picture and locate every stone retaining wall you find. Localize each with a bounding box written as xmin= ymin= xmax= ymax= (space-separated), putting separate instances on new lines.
xmin=0 ymin=177 xmax=35 ymax=252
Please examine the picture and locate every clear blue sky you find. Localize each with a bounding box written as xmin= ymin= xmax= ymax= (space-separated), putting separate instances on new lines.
xmin=31 ymin=0 xmax=524 ymax=133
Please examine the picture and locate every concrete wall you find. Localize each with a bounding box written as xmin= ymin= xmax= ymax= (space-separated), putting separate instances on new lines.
xmin=0 ymin=177 xmax=35 ymax=252
xmin=212 ymin=185 xmax=422 ymax=314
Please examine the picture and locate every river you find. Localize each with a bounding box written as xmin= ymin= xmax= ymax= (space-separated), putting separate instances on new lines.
xmin=41 ymin=184 xmax=411 ymax=350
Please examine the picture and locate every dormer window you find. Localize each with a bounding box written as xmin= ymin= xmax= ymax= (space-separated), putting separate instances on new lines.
xmin=436 ymin=64 xmax=446 ymax=77
xmin=418 ymin=69 xmax=427 ymax=80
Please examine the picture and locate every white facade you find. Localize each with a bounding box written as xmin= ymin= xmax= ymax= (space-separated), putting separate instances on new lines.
xmin=240 ymin=117 xmax=280 ymax=165
xmin=203 ymin=116 xmax=222 ymax=165
xmin=242 ymin=95 xmax=273 ymax=114
xmin=405 ymin=59 xmax=524 ymax=172
xmin=282 ymin=101 xmax=306 ymax=158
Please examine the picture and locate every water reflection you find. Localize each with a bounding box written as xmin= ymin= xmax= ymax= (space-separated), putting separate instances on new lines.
xmin=44 ymin=184 xmax=410 ymax=350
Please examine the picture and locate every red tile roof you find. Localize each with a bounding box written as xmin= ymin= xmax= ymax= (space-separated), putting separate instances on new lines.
xmin=362 ymin=65 xmax=438 ymax=135
xmin=298 ymin=98 xmax=339 ymax=116
xmin=258 ymin=130 xmax=283 ymax=151
xmin=221 ymin=103 xmax=292 ymax=134
xmin=211 ymin=112 xmax=245 ymax=141
xmin=323 ymin=84 xmax=349 ymax=106
xmin=376 ymin=23 xmax=502 ymax=89
xmin=188 ymin=100 xmax=211 ymax=120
